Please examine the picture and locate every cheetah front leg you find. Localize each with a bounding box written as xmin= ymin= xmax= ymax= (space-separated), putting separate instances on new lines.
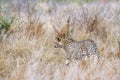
xmin=65 ymin=54 xmax=71 ymax=65
xmin=65 ymin=58 xmax=70 ymax=65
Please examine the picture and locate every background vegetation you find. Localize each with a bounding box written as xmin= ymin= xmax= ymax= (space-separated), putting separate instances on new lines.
xmin=0 ymin=0 xmax=120 ymax=80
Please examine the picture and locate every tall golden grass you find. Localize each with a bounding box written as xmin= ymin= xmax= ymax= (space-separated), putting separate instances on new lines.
xmin=0 ymin=1 xmax=120 ymax=80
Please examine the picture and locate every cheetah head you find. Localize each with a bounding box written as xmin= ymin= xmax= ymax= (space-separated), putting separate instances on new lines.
xmin=53 ymin=17 xmax=73 ymax=48
xmin=54 ymin=26 xmax=69 ymax=48
xmin=54 ymin=24 xmax=74 ymax=48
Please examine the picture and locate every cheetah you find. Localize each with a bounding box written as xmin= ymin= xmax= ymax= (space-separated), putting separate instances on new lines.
xmin=53 ymin=19 xmax=100 ymax=64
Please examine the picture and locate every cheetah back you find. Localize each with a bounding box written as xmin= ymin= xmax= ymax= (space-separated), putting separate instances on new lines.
xmin=64 ymin=39 xmax=99 ymax=59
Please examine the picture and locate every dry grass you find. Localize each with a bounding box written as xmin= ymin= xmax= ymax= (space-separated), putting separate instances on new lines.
xmin=25 ymin=21 xmax=45 ymax=39
xmin=0 ymin=0 xmax=120 ymax=80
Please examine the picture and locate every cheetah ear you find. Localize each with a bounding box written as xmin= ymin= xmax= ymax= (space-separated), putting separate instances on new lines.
xmin=63 ymin=33 xmax=66 ymax=39
xmin=67 ymin=17 xmax=73 ymax=38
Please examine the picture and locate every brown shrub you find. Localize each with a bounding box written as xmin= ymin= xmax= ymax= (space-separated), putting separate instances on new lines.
xmin=25 ymin=21 xmax=45 ymax=39
xmin=86 ymin=16 xmax=107 ymax=42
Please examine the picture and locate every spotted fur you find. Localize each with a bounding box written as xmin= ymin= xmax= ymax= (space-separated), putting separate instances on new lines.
xmin=54 ymin=19 xmax=100 ymax=64
xmin=55 ymin=37 xmax=100 ymax=61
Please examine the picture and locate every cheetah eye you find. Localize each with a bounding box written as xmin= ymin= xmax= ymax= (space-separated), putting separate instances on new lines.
xmin=57 ymin=37 xmax=61 ymax=42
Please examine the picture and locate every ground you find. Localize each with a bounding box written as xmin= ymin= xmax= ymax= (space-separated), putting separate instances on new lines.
xmin=0 ymin=0 xmax=120 ymax=80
